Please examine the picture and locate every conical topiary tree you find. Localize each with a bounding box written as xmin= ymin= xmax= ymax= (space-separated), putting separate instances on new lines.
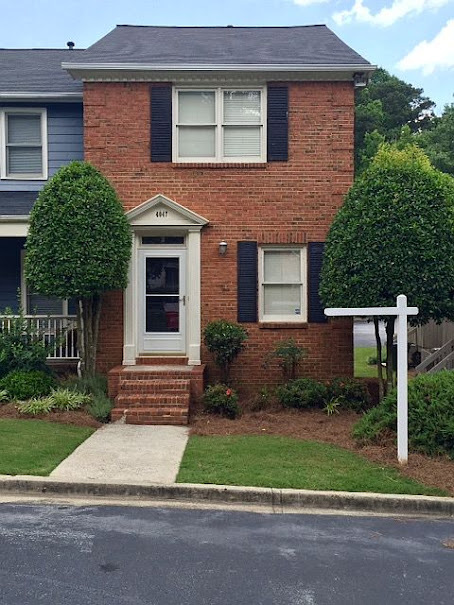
xmin=320 ymin=145 xmax=454 ymax=399
xmin=25 ymin=161 xmax=132 ymax=376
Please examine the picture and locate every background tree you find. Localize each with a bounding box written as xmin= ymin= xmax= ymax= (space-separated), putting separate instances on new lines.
xmin=320 ymin=145 xmax=454 ymax=398
xmin=355 ymin=68 xmax=435 ymax=173
xmin=25 ymin=161 xmax=131 ymax=376
xmin=418 ymin=104 xmax=454 ymax=177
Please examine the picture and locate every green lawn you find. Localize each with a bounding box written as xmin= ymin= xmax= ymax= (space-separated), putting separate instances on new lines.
xmin=177 ymin=435 xmax=447 ymax=496
xmin=0 ymin=419 xmax=94 ymax=476
xmin=355 ymin=346 xmax=381 ymax=378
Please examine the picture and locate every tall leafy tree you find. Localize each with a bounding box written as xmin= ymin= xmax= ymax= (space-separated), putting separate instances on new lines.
xmin=25 ymin=162 xmax=132 ymax=376
xmin=418 ymin=104 xmax=454 ymax=177
xmin=355 ymin=68 xmax=435 ymax=173
xmin=320 ymin=145 xmax=454 ymax=398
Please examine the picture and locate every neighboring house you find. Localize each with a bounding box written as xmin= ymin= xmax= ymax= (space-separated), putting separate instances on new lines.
xmin=0 ymin=48 xmax=84 ymax=359
xmin=2 ymin=26 xmax=374 ymax=423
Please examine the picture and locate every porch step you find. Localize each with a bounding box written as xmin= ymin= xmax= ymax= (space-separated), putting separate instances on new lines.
xmin=115 ymin=392 xmax=190 ymax=408
xmin=110 ymin=365 xmax=197 ymax=425
xmin=135 ymin=356 xmax=189 ymax=366
xmin=118 ymin=378 xmax=191 ymax=393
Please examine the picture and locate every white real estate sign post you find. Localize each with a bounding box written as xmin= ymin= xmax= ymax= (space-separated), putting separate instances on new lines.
xmin=325 ymin=295 xmax=418 ymax=464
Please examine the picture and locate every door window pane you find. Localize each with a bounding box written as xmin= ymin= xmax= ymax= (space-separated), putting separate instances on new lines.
xmin=223 ymin=91 xmax=261 ymax=124
xmin=178 ymin=91 xmax=215 ymax=124
xmin=264 ymin=250 xmax=301 ymax=282
xmin=146 ymin=258 xmax=179 ymax=294
xmin=178 ymin=126 xmax=215 ymax=158
xmin=263 ymin=285 xmax=301 ymax=316
xmin=146 ymin=296 xmax=179 ymax=332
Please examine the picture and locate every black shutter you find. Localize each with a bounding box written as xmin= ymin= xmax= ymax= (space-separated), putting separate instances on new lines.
xmin=267 ymin=86 xmax=288 ymax=162
xmin=150 ymin=85 xmax=172 ymax=162
xmin=308 ymin=242 xmax=327 ymax=323
xmin=237 ymin=241 xmax=258 ymax=323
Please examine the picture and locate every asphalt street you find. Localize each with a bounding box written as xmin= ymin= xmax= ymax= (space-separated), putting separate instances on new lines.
xmin=354 ymin=320 xmax=386 ymax=348
xmin=0 ymin=503 xmax=453 ymax=604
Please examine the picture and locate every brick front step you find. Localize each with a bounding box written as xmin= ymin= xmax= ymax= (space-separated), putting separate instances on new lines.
xmin=108 ymin=364 xmax=205 ymax=425
xmin=115 ymin=393 xmax=190 ymax=408
xmin=118 ymin=379 xmax=191 ymax=393
xmin=135 ymin=356 xmax=189 ymax=366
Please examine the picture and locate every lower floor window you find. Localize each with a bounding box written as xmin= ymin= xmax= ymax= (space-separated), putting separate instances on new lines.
xmin=259 ymin=247 xmax=307 ymax=322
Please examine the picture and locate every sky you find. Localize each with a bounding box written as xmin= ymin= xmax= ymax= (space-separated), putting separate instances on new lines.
xmin=1 ymin=0 xmax=453 ymax=112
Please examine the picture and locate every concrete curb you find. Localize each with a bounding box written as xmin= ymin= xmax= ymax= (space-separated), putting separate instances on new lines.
xmin=0 ymin=475 xmax=453 ymax=517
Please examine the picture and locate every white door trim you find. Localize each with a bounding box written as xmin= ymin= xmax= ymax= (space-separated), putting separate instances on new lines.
xmin=139 ymin=248 xmax=186 ymax=354
xmin=123 ymin=228 xmax=204 ymax=366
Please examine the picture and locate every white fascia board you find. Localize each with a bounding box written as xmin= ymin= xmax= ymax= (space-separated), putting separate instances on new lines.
xmin=62 ymin=62 xmax=376 ymax=73
xmin=0 ymin=92 xmax=82 ymax=101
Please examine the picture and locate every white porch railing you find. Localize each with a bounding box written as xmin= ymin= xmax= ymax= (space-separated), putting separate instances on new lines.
xmin=0 ymin=315 xmax=79 ymax=360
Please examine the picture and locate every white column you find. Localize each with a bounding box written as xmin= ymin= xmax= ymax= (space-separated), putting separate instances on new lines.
xmin=123 ymin=233 xmax=138 ymax=365
xmin=187 ymin=228 xmax=202 ymax=365
xmin=396 ymin=294 xmax=409 ymax=464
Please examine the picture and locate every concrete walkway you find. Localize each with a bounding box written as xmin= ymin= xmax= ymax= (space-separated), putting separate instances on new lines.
xmin=50 ymin=422 xmax=189 ymax=484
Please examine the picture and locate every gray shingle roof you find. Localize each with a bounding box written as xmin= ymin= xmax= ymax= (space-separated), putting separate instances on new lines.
xmin=65 ymin=25 xmax=370 ymax=67
xmin=0 ymin=49 xmax=84 ymax=95
xmin=0 ymin=192 xmax=37 ymax=216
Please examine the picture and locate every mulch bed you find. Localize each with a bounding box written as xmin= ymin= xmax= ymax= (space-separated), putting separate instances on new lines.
xmin=0 ymin=402 xmax=101 ymax=429
xmin=191 ymin=408 xmax=454 ymax=497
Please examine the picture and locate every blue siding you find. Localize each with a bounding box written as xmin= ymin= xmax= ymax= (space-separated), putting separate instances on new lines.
xmin=0 ymin=102 xmax=83 ymax=193
xmin=0 ymin=238 xmax=25 ymax=312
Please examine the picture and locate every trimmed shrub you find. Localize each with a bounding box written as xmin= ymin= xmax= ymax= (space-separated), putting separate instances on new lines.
xmin=353 ymin=371 xmax=454 ymax=458
xmin=0 ymin=370 xmax=56 ymax=401
xmin=203 ymin=384 xmax=241 ymax=419
xmin=204 ymin=320 xmax=248 ymax=382
xmin=328 ymin=377 xmax=371 ymax=412
xmin=276 ymin=378 xmax=329 ymax=409
xmin=0 ymin=307 xmax=50 ymax=377
xmin=87 ymin=395 xmax=113 ymax=423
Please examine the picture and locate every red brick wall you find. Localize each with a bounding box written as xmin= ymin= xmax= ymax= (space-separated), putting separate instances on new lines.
xmin=84 ymin=81 xmax=354 ymax=385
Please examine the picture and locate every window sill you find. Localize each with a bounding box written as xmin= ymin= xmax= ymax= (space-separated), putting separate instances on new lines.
xmin=259 ymin=322 xmax=308 ymax=330
xmin=173 ymin=162 xmax=268 ymax=170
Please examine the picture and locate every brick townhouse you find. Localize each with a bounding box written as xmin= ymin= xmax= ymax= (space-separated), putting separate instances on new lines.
xmin=1 ymin=26 xmax=373 ymax=423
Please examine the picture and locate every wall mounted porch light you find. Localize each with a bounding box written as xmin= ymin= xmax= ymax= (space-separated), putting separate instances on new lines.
xmin=353 ymin=72 xmax=368 ymax=88
xmin=219 ymin=241 xmax=228 ymax=256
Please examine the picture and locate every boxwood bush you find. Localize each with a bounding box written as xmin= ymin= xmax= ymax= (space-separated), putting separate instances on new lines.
xmin=203 ymin=383 xmax=241 ymax=419
xmin=353 ymin=370 xmax=454 ymax=458
xmin=0 ymin=369 xmax=56 ymax=401
xmin=276 ymin=378 xmax=329 ymax=409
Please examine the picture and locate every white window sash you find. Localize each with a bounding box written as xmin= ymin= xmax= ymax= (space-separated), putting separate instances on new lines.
xmin=0 ymin=108 xmax=48 ymax=180
xmin=259 ymin=247 xmax=308 ymax=323
xmin=173 ymin=87 xmax=266 ymax=163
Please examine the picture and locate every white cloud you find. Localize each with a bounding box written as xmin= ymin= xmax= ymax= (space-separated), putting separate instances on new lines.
xmin=397 ymin=19 xmax=454 ymax=74
xmin=333 ymin=0 xmax=450 ymax=27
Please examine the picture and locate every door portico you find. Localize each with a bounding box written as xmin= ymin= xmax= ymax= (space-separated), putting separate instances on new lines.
xmin=123 ymin=194 xmax=209 ymax=366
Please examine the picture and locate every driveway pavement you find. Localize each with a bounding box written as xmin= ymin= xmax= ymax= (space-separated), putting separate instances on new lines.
xmin=50 ymin=422 xmax=189 ymax=484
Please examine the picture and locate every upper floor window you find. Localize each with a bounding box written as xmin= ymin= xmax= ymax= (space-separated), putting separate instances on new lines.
xmin=0 ymin=109 xmax=47 ymax=179
xmin=174 ymin=88 xmax=265 ymax=163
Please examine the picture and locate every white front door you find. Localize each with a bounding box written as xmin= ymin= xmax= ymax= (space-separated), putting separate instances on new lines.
xmin=139 ymin=249 xmax=186 ymax=354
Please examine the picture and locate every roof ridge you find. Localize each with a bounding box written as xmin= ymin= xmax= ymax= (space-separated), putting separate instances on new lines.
xmin=114 ymin=24 xmax=327 ymax=29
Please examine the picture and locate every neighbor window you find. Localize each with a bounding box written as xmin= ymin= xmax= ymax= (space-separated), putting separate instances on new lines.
xmin=174 ymin=88 xmax=265 ymax=162
xmin=259 ymin=247 xmax=307 ymax=322
xmin=0 ymin=109 xmax=47 ymax=179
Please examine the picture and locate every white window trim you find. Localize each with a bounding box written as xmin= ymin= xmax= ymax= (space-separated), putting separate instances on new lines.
xmin=0 ymin=108 xmax=48 ymax=180
xmin=20 ymin=251 xmax=69 ymax=315
xmin=173 ymin=86 xmax=267 ymax=163
xmin=259 ymin=246 xmax=308 ymax=323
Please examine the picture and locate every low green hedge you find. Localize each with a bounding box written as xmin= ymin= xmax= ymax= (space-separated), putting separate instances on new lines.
xmin=353 ymin=370 xmax=454 ymax=458
xmin=276 ymin=377 xmax=370 ymax=412
xmin=0 ymin=370 xmax=56 ymax=401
